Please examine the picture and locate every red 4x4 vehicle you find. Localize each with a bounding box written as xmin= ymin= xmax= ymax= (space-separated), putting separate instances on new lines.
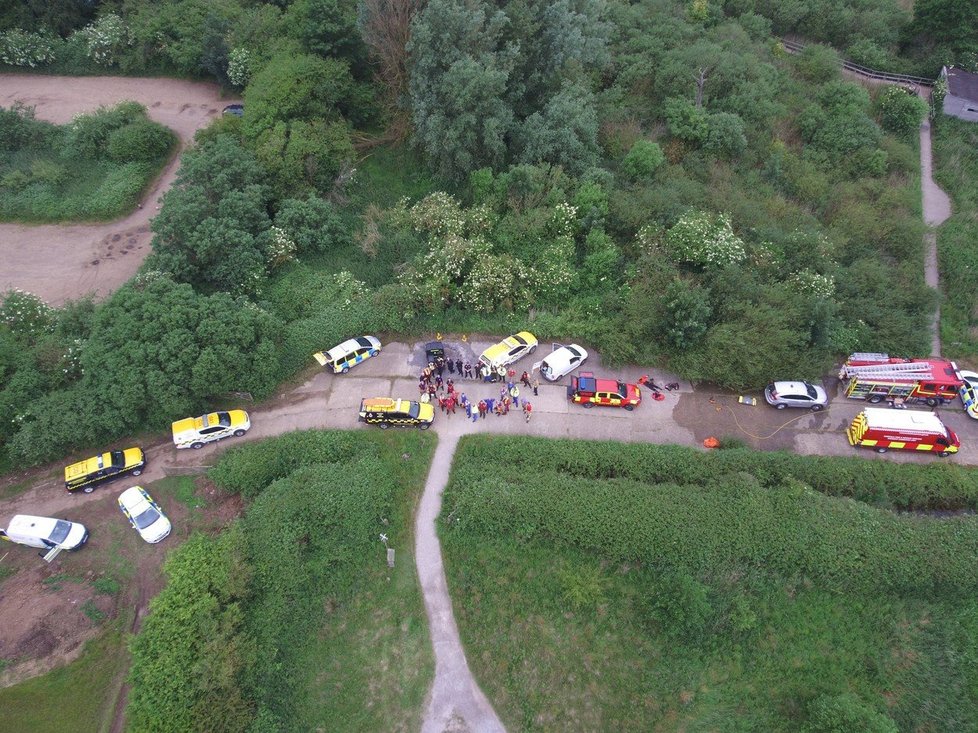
xmin=568 ymin=372 xmax=642 ymax=410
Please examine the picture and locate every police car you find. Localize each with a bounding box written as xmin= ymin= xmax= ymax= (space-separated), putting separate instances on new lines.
xmin=65 ymin=447 xmax=146 ymax=493
xmin=479 ymin=332 xmax=538 ymax=373
xmin=118 ymin=486 xmax=171 ymax=544
xmin=568 ymin=372 xmax=642 ymax=410
xmin=314 ymin=336 xmax=382 ymax=373
xmin=171 ymin=410 xmax=251 ymax=449
xmin=359 ymin=397 xmax=434 ymax=429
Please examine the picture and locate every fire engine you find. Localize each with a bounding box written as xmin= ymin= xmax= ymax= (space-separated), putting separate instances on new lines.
xmin=838 ymin=353 xmax=963 ymax=407
xmin=567 ymin=372 xmax=641 ymax=410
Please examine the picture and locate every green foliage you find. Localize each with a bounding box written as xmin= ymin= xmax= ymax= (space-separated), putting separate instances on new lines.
xmin=8 ymin=276 xmax=281 ymax=464
xmin=664 ymin=97 xmax=709 ymax=145
xmin=148 ymin=135 xmax=276 ymax=293
xmin=792 ymin=44 xmax=841 ymax=83
xmin=273 ymin=196 xmax=353 ymax=256
xmin=662 ymin=278 xmax=711 ymax=347
xmin=93 ymin=577 xmax=120 ymax=595
xmin=81 ymin=599 xmax=106 ymax=625
xmin=705 ymin=111 xmax=747 ymax=158
xmin=106 ymin=119 xmax=176 ymax=163
xmin=442 ymin=437 xmax=978 ymax=730
xmin=0 ymin=102 xmax=173 ymax=222
xmin=874 ymin=86 xmax=928 ymax=140
xmin=802 ymin=693 xmax=899 ymax=733
xmin=127 ymin=526 xmax=255 ymax=733
xmin=621 ymin=140 xmax=665 ymax=179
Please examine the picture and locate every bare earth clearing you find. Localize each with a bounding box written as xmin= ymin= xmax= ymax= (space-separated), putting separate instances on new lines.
xmin=0 ymin=74 xmax=234 ymax=306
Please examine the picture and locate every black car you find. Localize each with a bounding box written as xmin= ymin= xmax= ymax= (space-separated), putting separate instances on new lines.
xmin=222 ymin=104 xmax=244 ymax=117
xmin=424 ymin=340 xmax=446 ymax=366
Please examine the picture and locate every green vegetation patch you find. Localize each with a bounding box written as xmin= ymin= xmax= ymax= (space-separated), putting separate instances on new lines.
xmin=441 ymin=436 xmax=978 ymax=731
xmin=933 ymin=116 xmax=978 ymax=365
xmin=0 ymin=101 xmax=176 ymax=223
xmin=0 ymin=631 xmax=128 ymax=733
xmin=127 ymin=430 xmax=435 ymax=732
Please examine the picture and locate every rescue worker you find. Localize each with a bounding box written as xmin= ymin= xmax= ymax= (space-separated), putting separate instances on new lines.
xmin=524 ymin=401 xmax=532 ymax=422
xmin=521 ymin=371 xmax=531 ymax=388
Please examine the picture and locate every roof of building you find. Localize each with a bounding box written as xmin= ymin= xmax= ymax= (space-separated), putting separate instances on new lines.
xmin=945 ymin=66 xmax=978 ymax=103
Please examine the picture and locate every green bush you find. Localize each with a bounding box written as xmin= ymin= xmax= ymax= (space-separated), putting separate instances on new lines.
xmin=106 ymin=119 xmax=176 ymax=163
xmin=621 ymin=140 xmax=665 ymax=179
xmin=802 ymin=693 xmax=898 ymax=733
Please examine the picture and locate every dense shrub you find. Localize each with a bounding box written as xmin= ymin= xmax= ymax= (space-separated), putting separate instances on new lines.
xmin=106 ymin=119 xmax=176 ymax=163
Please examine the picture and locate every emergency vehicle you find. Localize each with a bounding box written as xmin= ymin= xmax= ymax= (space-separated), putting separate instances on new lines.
xmin=171 ymin=410 xmax=251 ymax=449
xmin=1 ymin=515 xmax=88 ymax=551
xmin=65 ymin=447 xmax=146 ymax=493
xmin=567 ymin=372 xmax=641 ymax=410
xmin=314 ymin=336 xmax=382 ymax=373
xmin=359 ymin=397 xmax=434 ymax=429
xmin=479 ymin=332 xmax=538 ymax=374
xmin=838 ymin=352 xmax=963 ymax=406
xmin=846 ymin=408 xmax=959 ymax=456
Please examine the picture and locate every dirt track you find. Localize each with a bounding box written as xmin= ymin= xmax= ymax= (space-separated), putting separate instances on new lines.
xmin=0 ymin=74 xmax=234 ymax=306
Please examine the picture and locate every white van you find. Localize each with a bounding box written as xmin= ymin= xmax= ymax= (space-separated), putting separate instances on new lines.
xmin=0 ymin=515 xmax=89 ymax=551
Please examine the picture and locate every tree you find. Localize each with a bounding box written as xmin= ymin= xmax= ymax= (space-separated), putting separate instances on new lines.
xmin=513 ymin=81 xmax=600 ymax=176
xmin=274 ymin=196 xmax=352 ymax=255
xmin=622 ymin=140 xmax=665 ymax=179
xmin=874 ymin=86 xmax=928 ymax=140
xmin=285 ymin=0 xmax=366 ymax=67
xmin=663 ymin=279 xmax=711 ymax=347
xmin=148 ymin=136 xmax=275 ymax=293
xmin=407 ymin=0 xmax=513 ymax=180
xmin=705 ymin=112 xmax=747 ymax=158
xmin=243 ymin=52 xmax=355 ymax=138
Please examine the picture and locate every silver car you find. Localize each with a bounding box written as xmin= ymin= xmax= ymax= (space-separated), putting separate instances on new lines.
xmin=764 ymin=381 xmax=827 ymax=411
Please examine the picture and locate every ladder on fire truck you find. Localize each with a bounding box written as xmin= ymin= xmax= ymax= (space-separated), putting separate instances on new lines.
xmin=840 ymin=361 xmax=933 ymax=380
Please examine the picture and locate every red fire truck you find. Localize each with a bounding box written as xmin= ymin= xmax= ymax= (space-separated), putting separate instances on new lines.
xmin=838 ymin=353 xmax=963 ymax=406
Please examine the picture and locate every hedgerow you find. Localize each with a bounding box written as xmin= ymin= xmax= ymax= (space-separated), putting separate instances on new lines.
xmin=453 ymin=436 xmax=978 ymax=510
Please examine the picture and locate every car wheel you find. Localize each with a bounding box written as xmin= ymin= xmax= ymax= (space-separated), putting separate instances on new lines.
xmin=583 ymin=402 xmax=593 ymax=408
xmin=811 ymin=404 xmax=824 ymax=412
xmin=419 ymin=423 xmax=431 ymax=430
xmin=868 ymin=395 xmax=883 ymax=404
xmin=83 ymin=486 xmax=95 ymax=494
xmin=191 ymin=442 xmax=204 ymax=450
xmin=939 ymin=451 xmax=951 ymax=457
xmin=776 ymin=403 xmax=788 ymax=410
xmin=925 ymin=398 xmax=938 ymax=407
xmin=132 ymin=468 xmax=143 ymax=476
xmin=624 ymin=405 xmax=634 ymax=412
xmin=370 ymin=350 xmax=379 ymax=357
xmin=876 ymin=447 xmax=887 ymax=453
xmin=342 ymin=366 xmax=350 ymax=374
xmin=379 ymin=423 xmax=390 ymax=430
xmin=528 ymin=345 xmax=537 ymax=354
xmin=233 ymin=429 xmax=246 ymax=437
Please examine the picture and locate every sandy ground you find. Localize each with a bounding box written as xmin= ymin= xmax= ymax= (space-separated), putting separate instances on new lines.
xmin=0 ymin=74 xmax=235 ymax=306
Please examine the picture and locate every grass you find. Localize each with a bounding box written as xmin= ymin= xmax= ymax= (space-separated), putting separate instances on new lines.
xmin=440 ymin=436 xmax=978 ymax=731
xmin=0 ymin=630 xmax=128 ymax=733
xmin=932 ymin=115 xmax=978 ymax=365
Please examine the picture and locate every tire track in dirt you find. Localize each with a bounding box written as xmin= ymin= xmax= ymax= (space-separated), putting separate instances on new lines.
xmin=0 ymin=74 xmax=236 ymax=306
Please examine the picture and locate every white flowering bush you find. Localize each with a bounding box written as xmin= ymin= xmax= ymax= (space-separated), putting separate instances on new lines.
xmin=405 ymin=192 xmax=494 ymax=238
xmin=0 ymin=29 xmax=57 ymax=67
xmin=533 ymin=234 xmax=576 ymax=302
xmin=227 ymin=48 xmax=252 ymax=87
xmin=133 ymin=270 xmax=169 ymax=288
xmin=549 ymin=202 xmax=578 ymax=238
xmin=788 ymin=270 xmax=835 ymax=298
xmin=76 ymin=14 xmax=129 ymax=66
xmin=0 ymin=289 xmax=54 ymax=339
xmin=331 ymin=271 xmax=369 ymax=310
xmin=60 ymin=338 xmax=85 ymax=379
xmin=457 ymin=253 xmax=534 ymax=312
xmin=266 ymin=226 xmax=298 ymax=269
xmin=663 ymin=211 xmax=747 ymax=269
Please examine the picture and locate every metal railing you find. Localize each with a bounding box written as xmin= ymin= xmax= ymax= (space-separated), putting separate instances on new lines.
xmin=779 ymin=38 xmax=935 ymax=87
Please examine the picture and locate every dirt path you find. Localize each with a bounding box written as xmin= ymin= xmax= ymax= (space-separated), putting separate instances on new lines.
xmin=0 ymin=74 xmax=234 ymax=306
xmin=416 ymin=432 xmax=506 ymax=733
xmin=919 ymin=109 xmax=953 ymax=357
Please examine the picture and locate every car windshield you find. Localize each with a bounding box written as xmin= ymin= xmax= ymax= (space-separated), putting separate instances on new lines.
xmin=356 ymin=337 xmax=373 ymax=349
xmin=805 ymin=383 xmax=818 ymax=398
xmin=511 ymin=334 xmax=526 ymax=346
xmin=618 ymin=382 xmax=627 ymax=395
xmin=567 ymin=346 xmax=580 ymax=356
xmin=110 ymin=450 xmax=125 ymax=467
xmin=216 ymin=412 xmax=231 ymax=427
xmin=48 ymin=520 xmax=72 ymax=544
xmin=409 ymin=402 xmax=420 ymax=418
xmin=133 ymin=506 xmax=161 ymax=529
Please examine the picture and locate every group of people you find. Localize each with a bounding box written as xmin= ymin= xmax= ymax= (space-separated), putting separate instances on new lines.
xmin=418 ymin=355 xmax=536 ymax=423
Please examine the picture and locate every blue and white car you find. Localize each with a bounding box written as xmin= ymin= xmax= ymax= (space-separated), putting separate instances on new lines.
xmin=959 ymin=369 xmax=978 ymax=419
xmin=118 ymin=487 xmax=171 ymax=544
xmin=313 ymin=336 xmax=382 ymax=374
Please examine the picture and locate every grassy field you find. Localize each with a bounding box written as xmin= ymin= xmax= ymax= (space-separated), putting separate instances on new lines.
xmin=0 ymin=630 xmax=128 ymax=733
xmin=932 ymin=115 xmax=978 ymax=366
xmin=440 ymin=436 xmax=978 ymax=732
